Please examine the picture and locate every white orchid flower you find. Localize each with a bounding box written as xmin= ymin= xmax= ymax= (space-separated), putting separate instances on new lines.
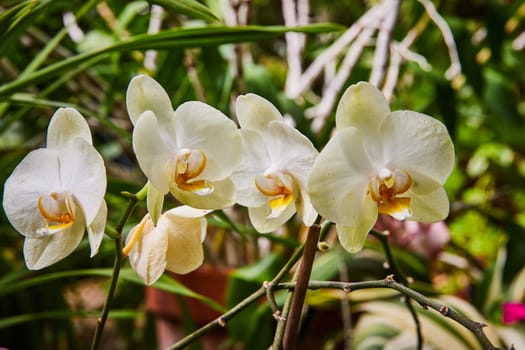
xmin=231 ymin=94 xmax=318 ymax=233
xmin=3 ymin=108 xmax=107 ymax=269
xmin=123 ymin=206 xmax=210 ymax=285
xmin=126 ymin=75 xmax=241 ymax=217
xmin=307 ymin=82 xmax=455 ymax=253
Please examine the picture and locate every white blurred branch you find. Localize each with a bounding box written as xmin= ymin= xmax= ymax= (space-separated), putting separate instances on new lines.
xmin=416 ymin=0 xmax=461 ymax=80
xmin=282 ymin=0 xmax=309 ymax=96
xmin=369 ymin=0 xmax=400 ymax=87
xmin=144 ymin=5 xmax=164 ymax=72
xmin=286 ymin=2 xmax=387 ymax=99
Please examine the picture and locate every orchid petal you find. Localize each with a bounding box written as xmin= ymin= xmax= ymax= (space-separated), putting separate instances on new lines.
xmin=408 ymin=186 xmax=450 ymax=223
xmin=170 ymin=177 xmax=236 ymax=210
xmin=163 ymin=210 xmax=207 ymax=274
xmin=231 ymin=129 xmax=271 ymax=207
xmin=23 ymin=209 xmax=86 ymax=270
xmin=133 ymin=111 xmax=172 ymax=194
xmin=47 ymin=107 xmax=93 ymax=148
xmin=174 ymin=101 xmax=241 ymax=181
xmin=236 ymin=93 xmax=282 ymax=134
xmin=266 ymin=121 xmax=319 ymax=184
xmin=307 ymin=128 xmax=375 ymax=227
xmin=58 ymin=137 xmax=106 ymax=226
xmin=3 ymin=149 xmax=62 ymax=237
xmin=126 ymin=215 xmax=168 ymax=285
xmin=126 ymin=75 xmax=175 ymax=130
xmin=87 ymin=200 xmax=107 ymax=257
xmin=336 ymin=205 xmax=377 ymax=253
xmin=248 ymin=200 xmax=296 ymax=233
xmin=336 ymin=82 xmax=390 ymax=162
xmin=382 ymin=111 xmax=455 ymax=183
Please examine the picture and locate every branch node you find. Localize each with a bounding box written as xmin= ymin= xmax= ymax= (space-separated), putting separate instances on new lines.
xmin=439 ymin=305 xmax=449 ymax=315
xmin=318 ymin=241 xmax=330 ymax=252
xmin=273 ymin=310 xmax=286 ymax=322
xmin=263 ymin=281 xmax=272 ymax=289
xmin=217 ymin=317 xmax=227 ymax=327
xmin=385 ymin=274 xmax=395 ymax=283
xmin=342 ymin=283 xmax=352 ymax=293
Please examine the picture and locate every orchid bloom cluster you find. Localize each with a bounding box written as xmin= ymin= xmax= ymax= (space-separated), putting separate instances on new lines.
xmin=2 ymin=75 xmax=454 ymax=285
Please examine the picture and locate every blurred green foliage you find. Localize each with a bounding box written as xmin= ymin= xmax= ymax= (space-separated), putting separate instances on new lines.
xmin=1 ymin=0 xmax=525 ymax=349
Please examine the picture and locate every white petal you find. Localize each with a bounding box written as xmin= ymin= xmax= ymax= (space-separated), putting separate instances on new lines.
xmin=133 ymin=111 xmax=173 ymax=194
xmin=408 ymin=186 xmax=450 ymax=223
xmin=336 ymin=202 xmax=377 ymax=253
xmin=164 ymin=206 xmax=211 ymax=220
xmin=47 ymin=107 xmax=93 ymax=148
xmin=58 ymin=138 xmax=106 ymax=226
xmin=382 ymin=111 xmax=455 ymax=184
xmin=236 ymin=94 xmax=283 ymax=133
xmin=3 ymin=149 xmax=62 ymax=237
xmin=127 ymin=216 xmax=168 ymax=285
xmin=336 ymin=82 xmax=390 ymax=129
xmin=170 ymin=177 xmax=237 ymax=210
xmin=266 ymin=121 xmax=319 ymax=184
xmin=174 ymin=101 xmax=241 ymax=181
xmin=163 ymin=211 xmax=207 ymax=274
xmin=126 ymin=75 xmax=175 ymax=131
xmin=248 ymin=201 xmax=296 ymax=233
xmin=295 ymin=182 xmax=318 ymax=227
xmin=87 ymin=200 xmax=107 ymax=257
xmin=23 ymin=209 xmax=86 ymax=270
xmin=336 ymin=82 xmax=389 ymax=162
xmin=147 ymin=181 xmax=165 ymax=226
xmin=231 ymin=129 xmax=271 ymax=207
xmin=307 ymin=128 xmax=375 ymax=227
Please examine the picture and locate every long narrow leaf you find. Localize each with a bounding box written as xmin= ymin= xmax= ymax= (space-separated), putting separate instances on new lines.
xmin=0 ymin=309 xmax=142 ymax=329
xmin=148 ymin=0 xmax=220 ymax=22
xmin=0 ymin=24 xmax=342 ymax=97
xmin=0 ymin=268 xmax=225 ymax=312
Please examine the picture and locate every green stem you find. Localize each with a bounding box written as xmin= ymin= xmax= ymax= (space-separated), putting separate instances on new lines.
xmin=90 ymin=236 xmax=123 ymax=350
xmin=90 ymin=187 xmax=144 ymax=350
xmin=370 ymin=228 xmax=422 ymax=348
xmin=169 ymin=224 xmax=316 ymax=350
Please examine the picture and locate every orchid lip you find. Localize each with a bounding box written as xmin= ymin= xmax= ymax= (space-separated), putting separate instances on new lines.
xmin=172 ymin=149 xmax=214 ymax=196
xmin=37 ymin=192 xmax=76 ymax=232
xmin=254 ymin=171 xmax=294 ymax=218
xmin=368 ymin=168 xmax=413 ymax=220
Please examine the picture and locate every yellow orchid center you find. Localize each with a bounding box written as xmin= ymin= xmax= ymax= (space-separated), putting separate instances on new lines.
xmin=368 ymin=168 xmax=412 ymax=220
xmin=255 ymin=169 xmax=294 ymax=218
xmin=37 ymin=192 xmax=76 ymax=232
xmin=172 ymin=148 xmax=213 ymax=196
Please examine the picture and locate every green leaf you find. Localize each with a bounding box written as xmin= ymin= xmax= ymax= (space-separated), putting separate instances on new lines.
xmin=0 ymin=309 xmax=141 ymax=329
xmin=0 ymin=24 xmax=342 ymax=97
xmin=148 ymin=0 xmax=220 ymax=22
xmin=0 ymin=268 xmax=225 ymax=313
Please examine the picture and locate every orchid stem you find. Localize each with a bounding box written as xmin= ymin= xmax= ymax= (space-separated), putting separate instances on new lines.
xmin=276 ymin=277 xmax=503 ymax=350
xmin=370 ymin=229 xmax=423 ymax=349
xmin=90 ymin=189 xmax=142 ymax=350
xmin=282 ymin=224 xmax=321 ymax=349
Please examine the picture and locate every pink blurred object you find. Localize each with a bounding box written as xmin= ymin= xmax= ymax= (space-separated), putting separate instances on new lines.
xmin=374 ymin=215 xmax=450 ymax=260
xmin=503 ymin=302 xmax=525 ymax=324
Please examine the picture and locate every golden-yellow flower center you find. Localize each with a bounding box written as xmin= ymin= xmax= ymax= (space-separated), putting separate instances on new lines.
xmin=368 ymin=168 xmax=412 ymax=220
xmin=255 ymin=170 xmax=294 ymax=218
xmin=37 ymin=192 xmax=76 ymax=232
xmin=173 ymin=149 xmax=213 ymax=195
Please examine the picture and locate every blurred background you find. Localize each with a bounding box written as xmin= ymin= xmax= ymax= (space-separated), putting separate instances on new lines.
xmin=1 ymin=0 xmax=525 ymax=349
